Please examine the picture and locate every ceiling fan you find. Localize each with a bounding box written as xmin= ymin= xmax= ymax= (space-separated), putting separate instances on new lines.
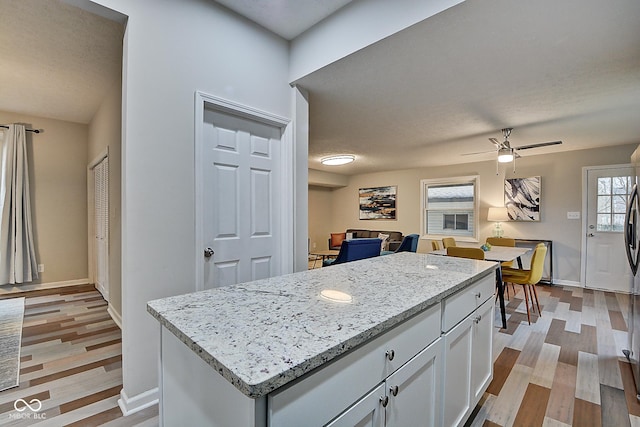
xmin=463 ymin=128 xmax=562 ymax=172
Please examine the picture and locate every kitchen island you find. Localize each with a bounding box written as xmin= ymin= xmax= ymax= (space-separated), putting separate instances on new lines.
xmin=147 ymin=252 xmax=497 ymax=426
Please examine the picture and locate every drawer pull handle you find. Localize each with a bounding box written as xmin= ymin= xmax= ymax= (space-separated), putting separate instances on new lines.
xmin=390 ymin=385 xmax=399 ymax=396
xmin=475 ymin=292 xmax=482 ymax=298
xmin=474 ymin=315 xmax=482 ymax=324
xmin=380 ymin=396 xmax=389 ymax=407
xmin=386 ymin=349 xmax=395 ymax=361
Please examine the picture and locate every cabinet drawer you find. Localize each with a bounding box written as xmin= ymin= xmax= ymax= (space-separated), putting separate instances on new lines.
xmin=441 ymin=274 xmax=494 ymax=332
xmin=268 ymin=304 xmax=441 ymax=427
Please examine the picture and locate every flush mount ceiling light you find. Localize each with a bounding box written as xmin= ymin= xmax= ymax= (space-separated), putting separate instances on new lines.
xmin=497 ymin=147 xmax=514 ymax=163
xmin=321 ymin=155 xmax=355 ymax=166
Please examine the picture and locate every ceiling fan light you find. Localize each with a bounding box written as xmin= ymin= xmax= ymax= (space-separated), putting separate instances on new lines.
xmin=321 ymin=155 xmax=355 ymax=166
xmin=497 ymin=148 xmax=513 ymax=163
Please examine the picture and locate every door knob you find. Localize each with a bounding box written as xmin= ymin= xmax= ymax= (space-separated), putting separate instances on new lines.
xmin=588 ymin=233 xmax=595 ymax=237
xmin=204 ymin=247 xmax=214 ymax=258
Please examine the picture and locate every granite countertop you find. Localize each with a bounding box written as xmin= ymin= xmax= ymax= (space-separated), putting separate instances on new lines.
xmin=147 ymin=252 xmax=496 ymax=398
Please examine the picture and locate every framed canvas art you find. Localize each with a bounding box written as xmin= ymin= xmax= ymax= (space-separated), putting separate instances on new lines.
xmin=359 ymin=186 xmax=397 ymax=220
xmin=504 ymin=176 xmax=540 ymax=221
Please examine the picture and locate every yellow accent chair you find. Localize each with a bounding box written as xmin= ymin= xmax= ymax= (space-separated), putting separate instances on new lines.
xmin=446 ymin=246 xmax=485 ymax=260
xmin=442 ymin=237 xmax=457 ymax=249
xmin=486 ymin=237 xmax=517 ymax=298
xmin=501 ymin=243 xmax=548 ymax=324
xmin=431 ymin=240 xmax=441 ymax=251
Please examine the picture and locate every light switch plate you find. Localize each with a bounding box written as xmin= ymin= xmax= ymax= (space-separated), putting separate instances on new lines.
xmin=567 ymin=211 xmax=580 ymax=220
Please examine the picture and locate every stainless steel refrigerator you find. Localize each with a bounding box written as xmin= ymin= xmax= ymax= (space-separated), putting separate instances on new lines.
xmin=624 ymin=145 xmax=640 ymax=401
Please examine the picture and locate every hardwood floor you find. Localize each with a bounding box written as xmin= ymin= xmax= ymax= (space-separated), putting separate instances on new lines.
xmin=469 ymin=284 xmax=640 ymax=427
xmin=0 ymin=285 xmax=158 ymax=426
xmin=1 ymin=282 xmax=639 ymax=426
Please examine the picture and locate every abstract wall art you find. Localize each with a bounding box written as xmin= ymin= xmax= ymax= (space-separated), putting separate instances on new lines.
xmin=504 ymin=176 xmax=541 ymax=221
xmin=359 ymin=186 xmax=397 ymax=220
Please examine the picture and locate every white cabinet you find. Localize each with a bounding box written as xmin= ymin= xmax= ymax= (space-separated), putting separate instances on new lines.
xmin=328 ymin=337 xmax=442 ymax=427
xmin=385 ymin=338 xmax=442 ymax=427
xmin=471 ymin=298 xmax=494 ymax=404
xmin=156 ymin=269 xmax=496 ymax=427
xmin=326 ymin=384 xmax=385 ymax=427
xmin=269 ymin=304 xmax=442 ymax=427
xmin=442 ymin=297 xmax=494 ymax=427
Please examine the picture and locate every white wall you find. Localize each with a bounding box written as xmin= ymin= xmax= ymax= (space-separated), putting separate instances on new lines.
xmin=289 ymin=0 xmax=464 ymax=82
xmin=88 ymin=78 xmax=122 ymax=320
xmin=92 ymin=0 xmax=294 ymax=412
xmin=320 ymin=144 xmax=638 ymax=283
xmin=309 ymin=186 xmax=335 ymax=251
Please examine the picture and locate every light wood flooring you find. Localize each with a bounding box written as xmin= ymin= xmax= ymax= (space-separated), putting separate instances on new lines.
xmin=469 ymin=283 xmax=640 ymax=427
xmin=0 ymin=285 xmax=158 ymax=426
xmin=1 ymin=282 xmax=639 ymax=426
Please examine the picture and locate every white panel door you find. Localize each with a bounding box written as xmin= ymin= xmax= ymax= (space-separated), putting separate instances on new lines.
xmin=585 ymin=167 xmax=634 ymax=292
xmin=203 ymin=109 xmax=281 ymax=289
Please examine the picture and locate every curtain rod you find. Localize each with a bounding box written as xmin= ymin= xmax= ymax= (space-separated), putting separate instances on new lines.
xmin=0 ymin=125 xmax=41 ymax=134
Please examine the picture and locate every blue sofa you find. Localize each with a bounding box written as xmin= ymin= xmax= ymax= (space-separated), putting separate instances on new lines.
xmin=323 ymin=238 xmax=382 ymax=267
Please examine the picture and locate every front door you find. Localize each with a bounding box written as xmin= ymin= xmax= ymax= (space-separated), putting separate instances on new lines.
xmin=585 ymin=166 xmax=634 ymax=292
xmin=202 ymin=108 xmax=282 ymax=289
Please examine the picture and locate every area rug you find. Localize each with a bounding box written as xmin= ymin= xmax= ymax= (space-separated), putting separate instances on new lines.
xmin=0 ymin=297 xmax=25 ymax=391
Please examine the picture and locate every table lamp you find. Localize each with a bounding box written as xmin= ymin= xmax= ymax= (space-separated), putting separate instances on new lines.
xmin=487 ymin=207 xmax=509 ymax=237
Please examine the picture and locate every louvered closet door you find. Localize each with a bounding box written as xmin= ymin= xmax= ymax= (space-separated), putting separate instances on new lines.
xmin=94 ymin=157 xmax=109 ymax=301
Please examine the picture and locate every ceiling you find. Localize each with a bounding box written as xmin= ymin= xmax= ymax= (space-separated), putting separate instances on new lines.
xmin=2 ymin=0 xmax=639 ymax=176
xmin=0 ymin=0 xmax=123 ymax=124
xmin=293 ymin=0 xmax=640 ymax=174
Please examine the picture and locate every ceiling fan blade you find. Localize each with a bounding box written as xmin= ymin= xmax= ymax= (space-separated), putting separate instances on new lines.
xmin=513 ymin=140 xmax=562 ymax=150
xmin=488 ymin=137 xmax=501 ymax=147
xmin=461 ymin=149 xmax=497 ymax=156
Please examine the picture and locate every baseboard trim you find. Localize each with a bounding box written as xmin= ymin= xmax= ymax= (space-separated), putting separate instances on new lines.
xmin=0 ymin=278 xmax=91 ymax=296
xmin=108 ymin=304 xmax=122 ymax=329
xmin=552 ymin=279 xmax=582 ymax=288
xmin=118 ymin=387 xmax=159 ymax=416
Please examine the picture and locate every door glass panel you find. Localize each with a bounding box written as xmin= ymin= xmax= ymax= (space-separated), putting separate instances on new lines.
xmin=614 ymin=195 xmax=628 ymax=213
xmin=613 ymin=176 xmax=629 ymax=194
xmin=598 ymin=177 xmax=611 ymax=195
xmin=598 ymin=196 xmax=611 ymax=213
xmin=613 ymin=214 xmax=626 ymax=231
xmin=596 ymin=176 xmax=633 ymax=232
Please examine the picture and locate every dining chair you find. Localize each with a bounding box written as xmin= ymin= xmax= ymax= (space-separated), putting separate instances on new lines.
xmin=431 ymin=240 xmax=441 ymax=251
xmin=501 ymin=243 xmax=548 ymax=324
xmin=442 ymin=237 xmax=457 ymax=249
xmin=446 ymin=246 xmax=485 ymax=260
xmin=381 ymin=234 xmax=419 ymax=255
xmin=486 ymin=237 xmax=517 ymax=298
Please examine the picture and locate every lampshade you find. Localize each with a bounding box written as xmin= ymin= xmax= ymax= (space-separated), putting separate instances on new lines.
xmin=321 ymin=155 xmax=355 ymax=166
xmin=497 ymin=148 xmax=514 ymax=163
xmin=487 ymin=207 xmax=509 ymax=222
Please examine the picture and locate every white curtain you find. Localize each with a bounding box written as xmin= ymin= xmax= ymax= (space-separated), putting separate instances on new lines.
xmin=0 ymin=124 xmax=38 ymax=284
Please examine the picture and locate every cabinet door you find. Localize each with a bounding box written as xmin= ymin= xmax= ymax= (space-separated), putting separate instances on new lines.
xmin=442 ymin=315 xmax=473 ymax=427
xmin=386 ymin=338 xmax=442 ymax=427
xmin=326 ymin=383 xmax=385 ymax=427
xmin=471 ymin=298 xmax=494 ymax=404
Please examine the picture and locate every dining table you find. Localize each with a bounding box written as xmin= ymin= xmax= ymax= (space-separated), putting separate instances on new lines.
xmin=432 ymin=245 xmax=532 ymax=329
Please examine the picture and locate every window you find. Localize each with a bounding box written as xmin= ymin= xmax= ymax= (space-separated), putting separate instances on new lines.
xmin=597 ymin=175 xmax=633 ymax=232
xmin=421 ymin=175 xmax=479 ymax=241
